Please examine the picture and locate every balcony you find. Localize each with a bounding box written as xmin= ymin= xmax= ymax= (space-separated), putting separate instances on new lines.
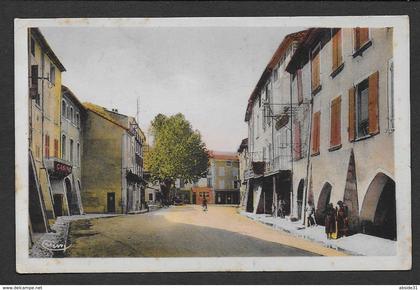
xmin=44 ymin=157 xmax=72 ymax=178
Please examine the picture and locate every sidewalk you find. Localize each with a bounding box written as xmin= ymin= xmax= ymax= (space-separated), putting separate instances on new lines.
xmin=240 ymin=211 xmax=396 ymax=256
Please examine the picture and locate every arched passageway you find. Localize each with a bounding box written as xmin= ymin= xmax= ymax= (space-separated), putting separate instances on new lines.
xmin=360 ymin=173 xmax=396 ymax=240
xmin=315 ymin=182 xmax=332 ymax=225
xmin=64 ymin=177 xmax=73 ymax=215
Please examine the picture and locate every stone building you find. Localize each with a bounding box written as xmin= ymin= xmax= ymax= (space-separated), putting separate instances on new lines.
xmin=208 ymin=151 xmax=240 ymax=205
xmin=243 ymin=30 xmax=308 ymax=215
xmin=286 ymin=28 xmax=395 ymax=240
xmin=55 ymin=85 xmax=85 ymax=216
xmin=28 ymin=28 xmax=66 ymax=234
xmin=81 ymin=103 xmax=146 ymax=214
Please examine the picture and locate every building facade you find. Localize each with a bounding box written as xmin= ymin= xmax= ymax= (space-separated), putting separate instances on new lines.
xmin=81 ymin=103 xmax=146 ymax=214
xmin=209 ymin=151 xmax=240 ymax=205
xmin=57 ymin=85 xmax=85 ymax=216
xmin=286 ymin=28 xmax=395 ymax=240
xmin=243 ymin=31 xmax=308 ymax=215
xmin=243 ymin=27 xmax=395 ymax=241
xmin=28 ymin=28 xmax=67 ymax=234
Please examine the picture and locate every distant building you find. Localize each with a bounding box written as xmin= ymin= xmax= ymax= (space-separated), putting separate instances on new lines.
xmin=209 ymin=151 xmax=240 ymax=205
xmin=57 ymin=85 xmax=85 ymax=216
xmin=81 ymin=103 xmax=146 ymax=214
xmin=28 ymin=28 xmax=67 ymax=234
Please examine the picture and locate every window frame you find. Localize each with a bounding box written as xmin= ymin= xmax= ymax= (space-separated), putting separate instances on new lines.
xmin=49 ymin=64 xmax=56 ymax=85
xmin=61 ymin=134 xmax=66 ymax=160
xmin=355 ymin=78 xmax=370 ymax=139
xmin=30 ymin=37 xmax=36 ymax=57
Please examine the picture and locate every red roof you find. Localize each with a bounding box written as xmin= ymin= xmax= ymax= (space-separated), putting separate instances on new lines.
xmin=208 ymin=150 xmax=239 ymax=161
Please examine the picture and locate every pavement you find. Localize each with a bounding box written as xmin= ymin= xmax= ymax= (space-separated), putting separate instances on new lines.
xmin=241 ymin=211 xmax=397 ymax=256
xmin=63 ymin=205 xmax=346 ymax=257
xmin=30 ymin=213 xmax=120 ymax=258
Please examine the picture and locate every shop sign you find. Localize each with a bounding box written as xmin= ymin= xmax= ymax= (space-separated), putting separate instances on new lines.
xmin=54 ymin=161 xmax=72 ymax=176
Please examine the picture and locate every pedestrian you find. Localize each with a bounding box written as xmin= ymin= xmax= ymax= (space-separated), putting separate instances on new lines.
xmin=202 ymin=197 xmax=208 ymax=212
xmin=336 ymin=201 xmax=349 ymax=238
xmin=306 ymin=202 xmax=316 ymax=227
xmin=324 ymin=203 xmax=336 ymax=239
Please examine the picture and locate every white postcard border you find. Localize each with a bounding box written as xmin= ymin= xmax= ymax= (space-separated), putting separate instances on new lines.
xmin=15 ymin=16 xmax=411 ymax=273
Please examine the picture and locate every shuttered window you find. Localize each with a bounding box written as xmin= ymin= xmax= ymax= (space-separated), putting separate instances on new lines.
xmin=297 ymin=69 xmax=303 ymax=105
xmin=311 ymin=46 xmax=321 ymax=93
xmin=332 ymin=29 xmax=342 ymax=71
xmin=368 ymin=71 xmax=380 ymax=135
xmin=54 ymin=139 xmax=59 ymax=158
xmin=44 ymin=134 xmax=50 ymax=158
xmin=330 ymin=96 xmax=342 ymax=148
xmin=294 ymin=121 xmax=302 ymax=160
xmin=311 ymin=111 xmax=321 ymax=155
xmin=348 ymin=71 xmax=380 ymax=141
xmin=354 ymin=28 xmax=369 ymax=51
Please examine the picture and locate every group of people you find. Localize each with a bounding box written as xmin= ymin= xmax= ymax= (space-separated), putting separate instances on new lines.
xmin=324 ymin=200 xmax=350 ymax=239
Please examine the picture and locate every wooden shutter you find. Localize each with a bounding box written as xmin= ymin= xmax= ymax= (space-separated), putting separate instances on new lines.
xmin=297 ymin=69 xmax=303 ymax=104
xmin=332 ymin=29 xmax=342 ymax=71
xmin=44 ymin=135 xmax=49 ymax=158
xmin=359 ymin=28 xmax=369 ymax=47
xmin=354 ymin=28 xmax=360 ymax=50
xmin=312 ymin=111 xmax=321 ymax=155
xmin=368 ymin=71 xmax=379 ymax=135
xmin=348 ymin=87 xmax=356 ymax=142
xmin=354 ymin=28 xmax=369 ymax=50
xmin=330 ymin=96 xmax=342 ymax=147
xmin=54 ymin=138 xmax=59 ymax=158
xmin=311 ymin=50 xmax=320 ymax=92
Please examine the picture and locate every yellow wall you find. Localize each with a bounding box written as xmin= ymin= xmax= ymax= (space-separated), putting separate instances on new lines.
xmin=213 ymin=159 xmax=239 ymax=190
xmin=29 ymin=32 xmax=63 ymax=225
xmin=81 ymin=111 xmax=125 ymax=213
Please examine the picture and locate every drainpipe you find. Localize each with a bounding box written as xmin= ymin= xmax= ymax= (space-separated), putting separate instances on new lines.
xmin=302 ymin=50 xmax=314 ymax=226
xmin=289 ymin=71 xmax=294 ymax=219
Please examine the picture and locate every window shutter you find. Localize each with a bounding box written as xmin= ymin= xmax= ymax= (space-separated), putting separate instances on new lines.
xmin=368 ymin=71 xmax=379 ymax=135
xmin=330 ymin=96 xmax=342 ymax=147
xmin=297 ymin=69 xmax=303 ymax=105
xmin=330 ymin=100 xmax=336 ymax=147
xmin=354 ymin=28 xmax=361 ymax=50
xmin=312 ymin=111 xmax=320 ymax=154
xmin=54 ymin=139 xmax=59 ymax=158
xmin=348 ymin=87 xmax=356 ymax=142
xmin=360 ymin=28 xmax=369 ymax=46
xmin=332 ymin=31 xmax=338 ymax=70
xmin=337 ymin=29 xmax=342 ymax=65
xmin=311 ymin=51 xmax=320 ymax=92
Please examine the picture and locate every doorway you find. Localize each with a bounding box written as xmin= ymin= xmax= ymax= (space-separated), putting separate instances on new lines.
xmin=107 ymin=192 xmax=116 ymax=213
xmin=297 ymin=179 xmax=305 ymax=220
xmin=53 ymin=194 xmax=63 ymax=217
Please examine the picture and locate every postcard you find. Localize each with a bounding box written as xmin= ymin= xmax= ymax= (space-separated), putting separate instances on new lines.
xmin=15 ymin=16 xmax=411 ymax=272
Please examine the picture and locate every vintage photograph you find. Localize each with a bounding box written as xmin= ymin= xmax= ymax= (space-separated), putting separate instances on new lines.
xmin=15 ymin=17 xmax=411 ymax=272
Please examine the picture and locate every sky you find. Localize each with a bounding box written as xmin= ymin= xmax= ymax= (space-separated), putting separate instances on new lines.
xmin=40 ymin=26 xmax=302 ymax=152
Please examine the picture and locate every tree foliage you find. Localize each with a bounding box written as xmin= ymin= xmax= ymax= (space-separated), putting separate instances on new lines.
xmin=145 ymin=113 xmax=209 ymax=190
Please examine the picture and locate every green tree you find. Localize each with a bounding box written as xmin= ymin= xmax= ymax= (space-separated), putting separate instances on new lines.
xmin=145 ymin=113 xmax=209 ymax=201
